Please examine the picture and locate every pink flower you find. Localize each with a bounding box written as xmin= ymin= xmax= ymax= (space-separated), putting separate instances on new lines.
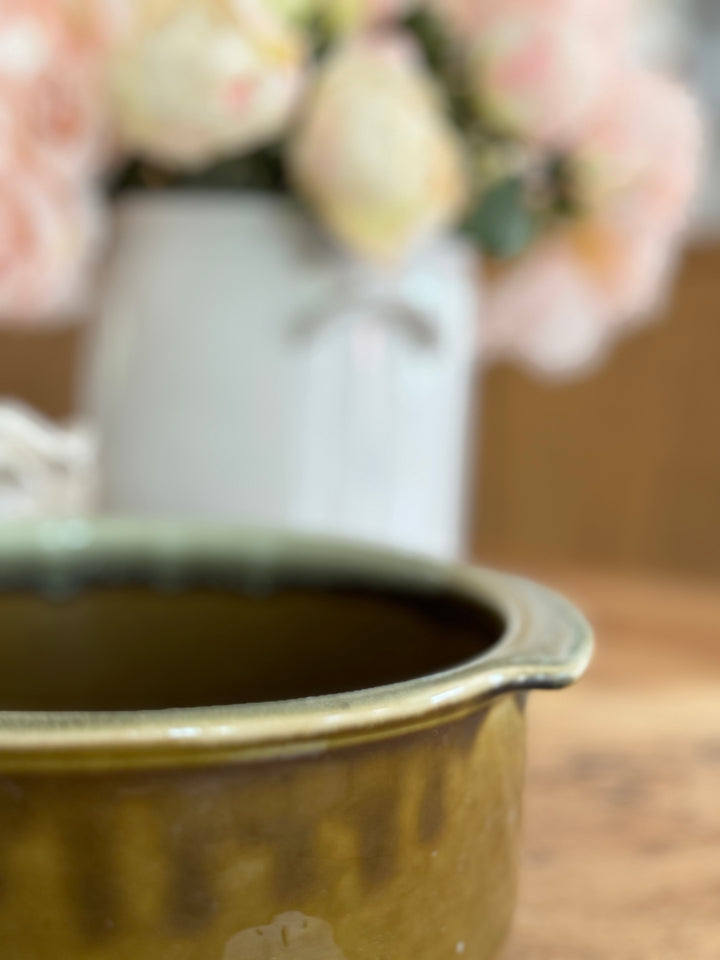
xmin=291 ymin=35 xmax=468 ymax=261
xmin=484 ymin=67 xmax=702 ymax=376
xmin=440 ymin=0 xmax=632 ymax=45
xmin=567 ymin=70 xmax=702 ymax=321
xmin=483 ymin=238 xmax=613 ymax=375
xmin=573 ymin=70 xmax=703 ymax=234
xmin=484 ymin=212 xmax=683 ymax=377
xmin=0 ymin=0 xmax=107 ymax=322
xmin=0 ymin=0 xmax=108 ymax=178
xmin=464 ymin=0 xmax=634 ymax=145
xmin=484 ymin=193 xmax=693 ymax=376
xmin=0 ymin=150 xmax=102 ymax=322
xmin=572 ymin=215 xmax=679 ymax=321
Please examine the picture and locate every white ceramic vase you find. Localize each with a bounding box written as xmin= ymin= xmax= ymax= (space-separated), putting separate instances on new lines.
xmin=1 ymin=194 xmax=481 ymax=559
xmin=83 ymin=194 xmax=481 ymax=558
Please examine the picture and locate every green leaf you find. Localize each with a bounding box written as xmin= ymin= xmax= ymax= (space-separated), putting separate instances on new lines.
xmin=403 ymin=9 xmax=476 ymax=130
xmin=403 ymin=9 xmax=452 ymax=76
xmin=464 ymin=178 xmax=537 ymax=259
xmin=108 ymin=147 xmax=289 ymax=198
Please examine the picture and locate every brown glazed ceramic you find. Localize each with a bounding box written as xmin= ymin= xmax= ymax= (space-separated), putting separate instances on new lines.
xmin=0 ymin=521 xmax=592 ymax=960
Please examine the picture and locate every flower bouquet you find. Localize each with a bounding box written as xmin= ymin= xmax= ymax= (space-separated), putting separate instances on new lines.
xmin=0 ymin=0 xmax=702 ymax=371
xmin=0 ymin=0 xmax=704 ymax=549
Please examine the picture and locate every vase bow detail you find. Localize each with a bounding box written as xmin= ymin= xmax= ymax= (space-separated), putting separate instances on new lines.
xmin=289 ymin=259 xmax=446 ymax=349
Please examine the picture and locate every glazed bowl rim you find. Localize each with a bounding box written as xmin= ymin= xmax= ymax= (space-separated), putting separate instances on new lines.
xmin=0 ymin=520 xmax=593 ymax=766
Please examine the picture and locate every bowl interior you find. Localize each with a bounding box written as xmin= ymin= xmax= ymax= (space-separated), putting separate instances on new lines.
xmin=0 ymin=556 xmax=504 ymax=713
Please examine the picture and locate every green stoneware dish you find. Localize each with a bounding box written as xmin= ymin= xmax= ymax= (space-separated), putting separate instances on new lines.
xmin=0 ymin=520 xmax=592 ymax=960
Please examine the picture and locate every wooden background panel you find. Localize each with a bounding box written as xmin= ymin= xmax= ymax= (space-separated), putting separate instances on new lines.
xmin=0 ymin=327 xmax=79 ymax=419
xmin=475 ymin=243 xmax=720 ymax=578
xmin=1 ymin=244 xmax=719 ymax=577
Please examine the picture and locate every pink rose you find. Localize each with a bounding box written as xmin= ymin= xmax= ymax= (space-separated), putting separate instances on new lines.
xmin=483 ymin=64 xmax=702 ymax=376
xmin=483 ymin=239 xmax=614 ymax=375
xmin=439 ymin=0 xmax=632 ymax=44
xmin=569 ymin=216 xmax=678 ymax=324
xmin=566 ymin=69 xmax=702 ymax=323
xmin=573 ymin=70 xmax=703 ymax=234
xmin=0 ymin=0 xmax=108 ymax=178
xmin=484 ymin=210 xmax=687 ymax=377
xmin=0 ymin=0 xmax=107 ymax=322
xmin=464 ymin=0 xmax=634 ymax=145
xmin=0 ymin=151 xmax=102 ymax=322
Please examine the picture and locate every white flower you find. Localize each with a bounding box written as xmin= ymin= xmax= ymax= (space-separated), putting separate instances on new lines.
xmin=108 ymin=0 xmax=306 ymax=169
xmin=291 ymin=35 xmax=467 ymax=261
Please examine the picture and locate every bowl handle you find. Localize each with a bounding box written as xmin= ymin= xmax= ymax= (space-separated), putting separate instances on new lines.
xmin=466 ymin=570 xmax=594 ymax=694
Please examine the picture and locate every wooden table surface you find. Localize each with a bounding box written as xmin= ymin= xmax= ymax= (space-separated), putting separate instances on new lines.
xmin=498 ymin=566 xmax=720 ymax=960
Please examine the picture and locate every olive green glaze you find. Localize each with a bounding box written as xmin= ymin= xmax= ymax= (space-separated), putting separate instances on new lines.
xmin=0 ymin=521 xmax=593 ymax=960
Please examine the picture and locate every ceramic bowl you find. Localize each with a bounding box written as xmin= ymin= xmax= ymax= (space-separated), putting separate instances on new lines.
xmin=0 ymin=521 xmax=592 ymax=959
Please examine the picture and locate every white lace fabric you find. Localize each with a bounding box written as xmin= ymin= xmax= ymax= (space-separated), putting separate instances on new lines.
xmin=0 ymin=402 xmax=97 ymax=520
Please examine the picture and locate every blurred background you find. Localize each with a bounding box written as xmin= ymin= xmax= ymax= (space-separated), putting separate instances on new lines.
xmin=1 ymin=0 xmax=717 ymax=579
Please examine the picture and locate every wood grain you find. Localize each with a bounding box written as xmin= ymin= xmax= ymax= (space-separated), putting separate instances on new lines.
xmin=0 ymin=326 xmax=80 ymax=418
xmin=476 ymin=243 xmax=720 ymax=578
xmin=501 ymin=566 xmax=720 ymax=960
